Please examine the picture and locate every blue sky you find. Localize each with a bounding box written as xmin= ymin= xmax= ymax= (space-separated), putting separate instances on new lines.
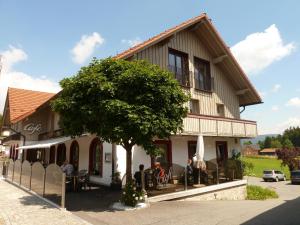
xmin=0 ymin=0 xmax=300 ymax=134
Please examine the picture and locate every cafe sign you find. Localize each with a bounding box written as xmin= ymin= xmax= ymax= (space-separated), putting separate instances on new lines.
xmin=24 ymin=123 xmax=42 ymax=134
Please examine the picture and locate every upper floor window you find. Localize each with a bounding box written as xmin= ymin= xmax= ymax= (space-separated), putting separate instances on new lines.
xmin=217 ymin=104 xmax=225 ymax=117
xmin=168 ymin=49 xmax=190 ymax=87
xmin=189 ymin=99 xmax=200 ymax=114
xmin=194 ymin=57 xmax=213 ymax=92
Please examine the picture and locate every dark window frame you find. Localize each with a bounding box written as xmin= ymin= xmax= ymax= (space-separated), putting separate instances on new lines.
xmin=89 ymin=138 xmax=103 ymax=176
xmin=194 ymin=57 xmax=213 ymax=92
xmin=168 ymin=48 xmax=190 ymax=88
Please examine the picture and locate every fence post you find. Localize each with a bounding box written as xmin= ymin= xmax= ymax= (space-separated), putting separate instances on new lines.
xmin=184 ymin=168 xmax=187 ymax=191
xmin=61 ymin=173 xmax=66 ymax=209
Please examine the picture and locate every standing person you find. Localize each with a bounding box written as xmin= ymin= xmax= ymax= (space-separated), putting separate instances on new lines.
xmin=186 ymin=159 xmax=194 ymax=185
xmin=134 ymin=164 xmax=147 ymax=190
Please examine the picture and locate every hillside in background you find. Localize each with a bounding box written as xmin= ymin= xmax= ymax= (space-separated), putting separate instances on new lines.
xmin=241 ymin=134 xmax=279 ymax=145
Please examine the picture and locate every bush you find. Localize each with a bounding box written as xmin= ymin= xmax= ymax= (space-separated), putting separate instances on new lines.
xmin=246 ymin=185 xmax=278 ymax=200
xmin=121 ymin=182 xmax=145 ymax=207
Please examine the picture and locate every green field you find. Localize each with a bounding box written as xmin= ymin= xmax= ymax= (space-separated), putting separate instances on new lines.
xmin=242 ymin=156 xmax=290 ymax=179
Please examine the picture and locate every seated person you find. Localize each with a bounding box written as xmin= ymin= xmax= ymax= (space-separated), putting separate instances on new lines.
xmin=154 ymin=162 xmax=165 ymax=178
xmin=61 ymin=160 xmax=74 ymax=176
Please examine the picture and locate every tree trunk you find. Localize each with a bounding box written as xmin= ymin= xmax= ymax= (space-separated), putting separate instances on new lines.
xmin=125 ymin=146 xmax=133 ymax=184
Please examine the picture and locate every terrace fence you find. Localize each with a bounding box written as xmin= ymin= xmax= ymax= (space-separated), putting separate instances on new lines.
xmin=0 ymin=160 xmax=66 ymax=208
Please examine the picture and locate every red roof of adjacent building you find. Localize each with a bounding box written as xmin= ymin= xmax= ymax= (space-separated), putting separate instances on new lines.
xmin=7 ymin=88 xmax=56 ymax=123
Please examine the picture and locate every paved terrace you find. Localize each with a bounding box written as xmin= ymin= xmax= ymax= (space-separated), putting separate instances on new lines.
xmin=0 ymin=179 xmax=90 ymax=225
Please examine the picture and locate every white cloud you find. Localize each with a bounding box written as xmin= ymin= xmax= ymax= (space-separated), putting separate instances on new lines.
xmin=261 ymin=117 xmax=300 ymax=134
xmin=271 ymin=84 xmax=281 ymax=93
xmin=121 ymin=37 xmax=142 ymax=47
xmin=0 ymin=46 xmax=60 ymax=112
xmin=271 ymin=105 xmax=279 ymax=111
xmin=286 ymin=97 xmax=300 ymax=107
xmin=71 ymin=32 xmax=104 ymax=64
xmin=1 ymin=45 xmax=28 ymax=73
xmin=231 ymin=24 xmax=295 ymax=75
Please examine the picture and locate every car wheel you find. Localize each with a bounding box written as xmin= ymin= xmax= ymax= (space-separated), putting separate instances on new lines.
xmin=275 ymin=177 xmax=279 ymax=182
xmin=283 ymin=177 xmax=286 ymax=181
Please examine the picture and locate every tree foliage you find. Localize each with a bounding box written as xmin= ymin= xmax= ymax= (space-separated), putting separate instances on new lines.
xmin=243 ymin=140 xmax=252 ymax=146
xmin=51 ymin=58 xmax=189 ymax=181
xmin=270 ymin=139 xmax=282 ymax=149
xmin=276 ymin=148 xmax=300 ymax=172
xmin=283 ymin=127 xmax=300 ymax=147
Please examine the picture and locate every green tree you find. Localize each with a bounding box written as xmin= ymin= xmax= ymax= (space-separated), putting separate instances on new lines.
xmin=51 ymin=58 xmax=189 ymax=183
xmin=264 ymin=136 xmax=272 ymax=148
xmin=283 ymin=127 xmax=300 ymax=147
xmin=270 ymin=139 xmax=282 ymax=148
xmin=258 ymin=140 xmax=264 ymax=150
xmin=282 ymin=138 xmax=294 ymax=149
xmin=243 ymin=140 xmax=252 ymax=146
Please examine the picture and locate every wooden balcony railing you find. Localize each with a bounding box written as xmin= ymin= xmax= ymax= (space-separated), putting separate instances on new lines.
xmin=182 ymin=114 xmax=257 ymax=138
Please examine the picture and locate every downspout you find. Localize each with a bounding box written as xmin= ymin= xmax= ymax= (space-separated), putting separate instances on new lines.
xmin=240 ymin=106 xmax=246 ymax=114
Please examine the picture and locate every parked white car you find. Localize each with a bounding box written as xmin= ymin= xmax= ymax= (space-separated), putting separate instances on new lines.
xmin=263 ymin=170 xmax=286 ymax=182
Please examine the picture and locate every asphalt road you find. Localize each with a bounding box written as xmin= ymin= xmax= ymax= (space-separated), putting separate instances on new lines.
xmin=73 ymin=177 xmax=300 ymax=225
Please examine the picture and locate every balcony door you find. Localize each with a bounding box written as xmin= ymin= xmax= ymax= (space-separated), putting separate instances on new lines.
xmin=216 ymin=141 xmax=228 ymax=166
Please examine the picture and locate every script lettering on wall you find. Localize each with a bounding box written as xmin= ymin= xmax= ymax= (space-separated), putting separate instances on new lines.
xmin=23 ymin=123 xmax=42 ymax=134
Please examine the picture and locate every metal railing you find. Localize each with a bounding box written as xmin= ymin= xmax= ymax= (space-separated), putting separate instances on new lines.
xmin=129 ymin=160 xmax=243 ymax=197
xmin=1 ymin=160 xmax=66 ymax=208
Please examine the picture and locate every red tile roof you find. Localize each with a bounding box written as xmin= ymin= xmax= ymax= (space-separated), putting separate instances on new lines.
xmin=7 ymin=88 xmax=56 ymax=123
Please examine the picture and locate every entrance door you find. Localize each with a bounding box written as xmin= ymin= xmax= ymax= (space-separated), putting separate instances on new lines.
xmin=188 ymin=141 xmax=197 ymax=160
xmin=216 ymin=141 xmax=228 ymax=166
xmin=151 ymin=140 xmax=172 ymax=167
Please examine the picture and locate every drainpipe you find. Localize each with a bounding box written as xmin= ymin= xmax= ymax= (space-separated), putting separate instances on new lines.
xmin=240 ymin=106 xmax=246 ymax=114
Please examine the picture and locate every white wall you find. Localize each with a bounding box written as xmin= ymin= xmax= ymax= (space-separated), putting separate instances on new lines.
xmin=129 ymin=136 xmax=242 ymax=171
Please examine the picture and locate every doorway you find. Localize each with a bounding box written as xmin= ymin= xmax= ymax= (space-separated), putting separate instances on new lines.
xmin=216 ymin=141 xmax=228 ymax=166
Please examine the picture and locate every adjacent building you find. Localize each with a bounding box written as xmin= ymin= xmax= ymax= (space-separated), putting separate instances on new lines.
xmin=1 ymin=14 xmax=261 ymax=186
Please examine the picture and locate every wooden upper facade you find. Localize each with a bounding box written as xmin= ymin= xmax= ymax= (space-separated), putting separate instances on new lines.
xmin=115 ymin=14 xmax=261 ymax=137
xmin=1 ymin=14 xmax=260 ymax=141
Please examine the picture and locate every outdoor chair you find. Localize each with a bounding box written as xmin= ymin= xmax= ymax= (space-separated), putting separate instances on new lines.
xmin=77 ymin=169 xmax=91 ymax=190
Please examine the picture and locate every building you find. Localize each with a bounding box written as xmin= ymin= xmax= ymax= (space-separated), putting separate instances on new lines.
xmin=242 ymin=144 xmax=260 ymax=156
xmin=1 ymin=14 xmax=261 ymax=187
xmin=259 ymin=148 xmax=277 ymax=157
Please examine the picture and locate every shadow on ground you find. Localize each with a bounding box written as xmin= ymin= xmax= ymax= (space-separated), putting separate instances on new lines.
xmin=242 ymin=197 xmax=300 ymax=225
xmin=18 ymin=195 xmax=53 ymax=209
xmin=65 ymin=185 xmax=121 ymax=212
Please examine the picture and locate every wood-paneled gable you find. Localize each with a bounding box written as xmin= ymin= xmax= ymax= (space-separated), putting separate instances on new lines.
xmin=135 ymin=29 xmax=240 ymax=119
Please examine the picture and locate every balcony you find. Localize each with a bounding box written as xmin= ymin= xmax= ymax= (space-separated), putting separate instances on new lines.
xmin=182 ymin=114 xmax=257 ymax=138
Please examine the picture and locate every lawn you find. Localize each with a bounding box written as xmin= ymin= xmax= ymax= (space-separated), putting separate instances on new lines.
xmin=242 ymin=156 xmax=290 ymax=179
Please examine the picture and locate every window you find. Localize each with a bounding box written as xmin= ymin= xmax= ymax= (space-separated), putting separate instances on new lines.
xmin=49 ymin=146 xmax=56 ymax=164
xmin=194 ymin=57 xmax=212 ymax=91
xmin=70 ymin=141 xmax=80 ymax=172
xmin=217 ymin=104 xmax=225 ymax=117
xmin=168 ymin=49 xmax=190 ymax=87
xmin=188 ymin=141 xmax=197 ymax=160
xmin=89 ymin=138 xmax=103 ymax=176
xmin=152 ymin=140 xmax=172 ymax=167
xmin=189 ymin=99 xmax=200 ymax=114
xmin=56 ymin=144 xmax=66 ymax=166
